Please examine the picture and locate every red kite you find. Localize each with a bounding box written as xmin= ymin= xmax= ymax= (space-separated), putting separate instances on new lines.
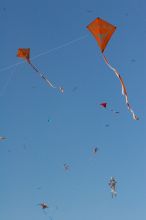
xmin=100 ymin=102 xmax=107 ymax=108
xmin=100 ymin=102 xmax=119 ymax=114
xmin=17 ymin=48 xmax=64 ymax=93
xmin=87 ymin=18 xmax=138 ymax=120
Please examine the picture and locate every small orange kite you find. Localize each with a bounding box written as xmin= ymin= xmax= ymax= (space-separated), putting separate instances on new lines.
xmin=87 ymin=18 xmax=138 ymax=120
xmin=17 ymin=48 xmax=63 ymax=93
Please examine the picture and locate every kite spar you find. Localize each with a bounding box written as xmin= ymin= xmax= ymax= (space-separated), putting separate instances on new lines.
xmin=17 ymin=48 xmax=64 ymax=93
xmin=87 ymin=18 xmax=138 ymax=120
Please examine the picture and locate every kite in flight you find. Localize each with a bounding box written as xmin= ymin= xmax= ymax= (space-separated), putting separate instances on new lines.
xmin=93 ymin=147 xmax=98 ymax=154
xmin=39 ymin=203 xmax=49 ymax=209
xmin=108 ymin=177 xmax=117 ymax=198
xmin=100 ymin=102 xmax=119 ymax=114
xmin=87 ymin=18 xmax=138 ymax=120
xmin=64 ymin=163 xmax=69 ymax=171
xmin=17 ymin=48 xmax=64 ymax=93
xmin=0 ymin=136 xmax=7 ymax=141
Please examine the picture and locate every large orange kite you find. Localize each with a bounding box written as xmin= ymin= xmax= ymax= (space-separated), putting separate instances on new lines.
xmin=87 ymin=17 xmax=138 ymax=120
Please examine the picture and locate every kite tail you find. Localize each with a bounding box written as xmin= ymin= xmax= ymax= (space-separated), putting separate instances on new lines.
xmin=27 ymin=60 xmax=58 ymax=89
xmin=102 ymin=54 xmax=138 ymax=120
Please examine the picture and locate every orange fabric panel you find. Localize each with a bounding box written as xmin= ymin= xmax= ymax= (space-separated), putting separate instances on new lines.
xmin=17 ymin=48 xmax=30 ymax=60
xmin=87 ymin=17 xmax=116 ymax=53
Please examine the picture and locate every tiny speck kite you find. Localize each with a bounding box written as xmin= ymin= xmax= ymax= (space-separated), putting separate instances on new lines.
xmin=100 ymin=102 xmax=107 ymax=108
xmin=93 ymin=147 xmax=98 ymax=154
xmin=100 ymin=102 xmax=119 ymax=114
xmin=17 ymin=48 xmax=64 ymax=93
xmin=87 ymin=18 xmax=138 ymax=120
xmin=108 ymin=177 xmax=117 ymax=198
xmin=64 ymin=163 xmax=69 ymax=171
xmin=0 ymin=136 xmax=7 ymax=141
xmin=39 ymin=203 xmax=49 ymax=209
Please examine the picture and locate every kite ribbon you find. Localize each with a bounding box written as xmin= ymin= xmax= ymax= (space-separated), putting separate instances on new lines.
xmin=27 ymin=60 xmax=57 ymax=88
xmin=102 ymin=54 xmax=138 ymax=120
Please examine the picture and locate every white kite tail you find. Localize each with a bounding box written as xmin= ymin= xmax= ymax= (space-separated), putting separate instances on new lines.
xmin=102 ymin=54 xmax=138 ymax=120
xmin=28 ymin=60 xmax=63 ymax=92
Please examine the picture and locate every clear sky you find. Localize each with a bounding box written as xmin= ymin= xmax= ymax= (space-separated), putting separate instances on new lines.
xmin=0 ymin=0 xmax=146 ymax=219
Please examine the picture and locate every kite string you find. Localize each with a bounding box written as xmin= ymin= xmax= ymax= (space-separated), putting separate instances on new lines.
xmin=102 ymin=54 xmax=138 ymax=120
xmin=0 ymin=34 xmax=88 ymax=73
xmin=31 ymin=34 xmax=89 ymax=61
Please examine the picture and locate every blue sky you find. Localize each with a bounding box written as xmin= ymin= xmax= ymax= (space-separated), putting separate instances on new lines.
xmin=0 ymin=0 xmax=146 ymax=219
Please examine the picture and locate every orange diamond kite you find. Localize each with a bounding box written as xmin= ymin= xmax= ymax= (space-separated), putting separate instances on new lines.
xmin=17 ymin=48 xmax=30 ymax=61
xmin=87 ymin=17 xmax=116 ymax=53
xmin=87 ymin=17 xmax=138 ymax=120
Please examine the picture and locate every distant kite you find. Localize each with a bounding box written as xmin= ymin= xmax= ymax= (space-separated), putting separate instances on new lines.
xmin=48 ymin=118 xmax=51 ymax=123
xmin=93 ymin=147 xmax=98 ymax=154
xmin=87 ymin=18 xmax=138 ymax=120
xmin=39 ymin=203 xmax=49 ymax=209
xmin=100 ymin=102 xmax=107 ymax=108
xmin=64 ymin=163 xmax=69 ymax=171
xmin=108 ymin=177 xmax=117 ymax=198
xmin=17 ymin=48 xmax=64 ymax=93
xmin=0 ymin=136 xmax=7 ymax=141
xmin=100 ymin=102 xmax=119 ymax=114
